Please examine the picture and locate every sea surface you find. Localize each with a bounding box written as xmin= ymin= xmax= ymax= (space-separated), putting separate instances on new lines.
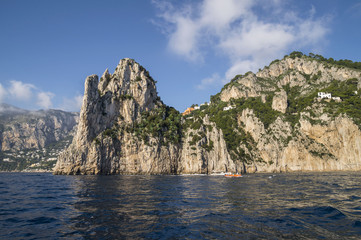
xmin=1 ymin=172 xmax=361 ymax=239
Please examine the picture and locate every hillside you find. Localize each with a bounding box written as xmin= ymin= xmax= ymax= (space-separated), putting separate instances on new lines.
xmin=0 ymin=105 xmax=79 ymax=171
xmin=54 ymin=53 xmax=361 ymax=174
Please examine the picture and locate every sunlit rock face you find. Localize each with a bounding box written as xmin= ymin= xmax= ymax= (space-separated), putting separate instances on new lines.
xmin=55 ymin=55 xmax=361 ymax=175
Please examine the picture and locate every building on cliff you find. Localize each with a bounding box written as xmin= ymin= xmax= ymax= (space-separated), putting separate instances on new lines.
xmin=318 ymin=92 xmax=331 ymax=99
xmin=223 ymin=105 xmax=235 ymax=111
xmin=182 ymin=107 xmax=194 ymax=116
xmin=317 ymin=92 xmax=342 ymax=102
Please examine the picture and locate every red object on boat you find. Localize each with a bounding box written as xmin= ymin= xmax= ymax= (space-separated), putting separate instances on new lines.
xmin=224 ymin=173 xmax=242 ymax=177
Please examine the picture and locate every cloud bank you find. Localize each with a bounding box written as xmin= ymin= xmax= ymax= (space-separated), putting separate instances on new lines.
xmin=0 ymin=80 xmax=55 ymax=109
xmin=153 ymin=0 xmax=330 ymax=88
xmin=8 ymin=80 xmax=35 ymax=101
xmin=0 ymin=80 xmax=83 ymax=111
xmin=37 ymin=91 xmax=55 ymax=109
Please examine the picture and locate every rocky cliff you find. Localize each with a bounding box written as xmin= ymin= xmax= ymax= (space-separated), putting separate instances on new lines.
xmin=54 ymin=53 xmax=361 ymax=174
xmin=0 ymin=104 xmax=78 ymax=151
xmin=0 ymin=104 xmax=79 ymax=171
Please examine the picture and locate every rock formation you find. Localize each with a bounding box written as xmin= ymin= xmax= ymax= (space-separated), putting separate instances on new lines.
xmin=0 ymin=104 xmax=78 ymax=151
xmin=272 ymin=90 xmax=287 ymax=113
xmin=54 ymin=53 xmax=361 ymax=175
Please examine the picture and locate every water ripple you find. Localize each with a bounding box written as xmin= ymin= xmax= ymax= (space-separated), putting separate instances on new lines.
xmin=1 ymin=172 xmax=361 ymax=239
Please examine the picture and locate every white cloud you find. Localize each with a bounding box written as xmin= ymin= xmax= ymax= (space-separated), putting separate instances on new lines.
xmin=199 ymin=0 xmax=252 ymax=31
xmin=225 ymin=60 xmax=258 ymax=83
xmin=168 ymin=17 xmax=201 ymax=61
xmin=196 ymin=73 xmax=221 ymax=89
xmin=1 ymin=80 xmax=56 ymax=110
xmin=153 ymin=0 xmax=331 ymax=85
xmin=60 ymin=94 xmax=83 ymax=112
xmin=0 ymin=83 xmax=7 ymax=102
xmin=37 ymin=91 xmax=54 ymax=109
xmin=9 ymin=80 xmax=35 ymax=101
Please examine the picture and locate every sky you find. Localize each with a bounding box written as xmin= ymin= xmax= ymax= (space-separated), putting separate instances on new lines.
xmin=1 ymin=0 xmax=361 ymax=112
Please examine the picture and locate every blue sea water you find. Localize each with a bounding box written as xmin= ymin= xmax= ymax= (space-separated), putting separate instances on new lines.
xmin=1 ymin=172 xmax=361 ymax=239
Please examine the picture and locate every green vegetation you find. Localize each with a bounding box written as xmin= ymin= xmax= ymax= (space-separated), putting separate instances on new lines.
xmin=102 ymin=128 xmax=119 ymax=139
xmin=188 ymin=134 xmax=202 ymax=146
xmin=240 ymin=96 xmax=279 ymax=129
xmin=285 ymin=51 xmax=361 ymax=71
xmin=283 ymin=84 xmax=317 ymax=126
xmin=288 ymin=51 xmax=304 ymax=59
xmin=281 ymin=78 xmax=361 ymax=128
xmin=120 ymin=94 xmax=133 ymax=100
xmin=193 ymin=98 xmax=274 ymax=162
xmin=309 ymin=53 xmax=361 ymax=70
xmin=133 ymin=105 xmax=182 ymax=145
xmin=322 ymin=78 xmax=361 ymax=127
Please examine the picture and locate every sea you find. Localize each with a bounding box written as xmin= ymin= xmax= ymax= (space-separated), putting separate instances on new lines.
xmin=1 ymin=172 xmax=361 ymax=239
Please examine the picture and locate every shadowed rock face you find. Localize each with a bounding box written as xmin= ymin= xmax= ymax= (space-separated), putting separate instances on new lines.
xmin=54 ymin=56 xmax=361 ymax=175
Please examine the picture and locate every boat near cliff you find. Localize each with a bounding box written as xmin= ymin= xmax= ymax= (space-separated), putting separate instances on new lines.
xmin=224 ymin=173 xmax=242 ymax=178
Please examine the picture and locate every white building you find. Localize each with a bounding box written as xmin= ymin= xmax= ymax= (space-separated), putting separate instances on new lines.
xmin=223 ymin=106 xmax=235 ymax=111
xmin=194 ymin=106 xmax=200 ymax=110
xmin=318 ymin=92 xmax=332 ymax=99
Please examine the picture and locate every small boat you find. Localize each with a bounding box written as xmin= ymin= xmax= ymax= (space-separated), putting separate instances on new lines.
xmin=224 ymin=173 xmax=242 ymax=177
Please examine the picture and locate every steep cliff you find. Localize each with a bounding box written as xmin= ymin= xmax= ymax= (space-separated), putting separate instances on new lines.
xmin=0 ymin=106 xmax=78 ymax=151
xmin=55 ymin=59 xmax=177 ymax=174
xmin=0 ymin=104 xmax=79 ymax=171
xmin=55 ymin=53 xmax=361 ymax=174
xmin=209 ymin=52 xmax=361 ymax=173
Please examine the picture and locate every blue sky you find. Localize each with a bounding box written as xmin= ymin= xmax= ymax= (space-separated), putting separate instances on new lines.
xmin=1 ymin=0 xmax=361 ymax=112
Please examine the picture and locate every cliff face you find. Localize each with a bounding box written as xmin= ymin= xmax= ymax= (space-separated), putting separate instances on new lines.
xmin=237 ymin=110 xmax=361 ymax=173
xmin=55 ymin=59 xmax=177 ymax=174
xmin=215 ymin=53 xmax=361 ymax=173
xmin=54 ymin=54 xmax=361 ymax=175
xmin=0 ymin=105 xmax=78 ymax=151
xmin=179 ymin=116 xmax=239 ymax=174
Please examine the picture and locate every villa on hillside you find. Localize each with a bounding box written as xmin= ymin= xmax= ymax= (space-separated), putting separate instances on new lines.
xmin=182 ymin=107 xmax=194 ymax=116
xmin=223 ymin=105 xmax=235 ymax=111
xmin=183 ymin=102 xmax=212 ymax=116
xmin=318 ymin=92 xmax=331 ymax=99
xmin=317 ymin=92 xmax=342 ymax=102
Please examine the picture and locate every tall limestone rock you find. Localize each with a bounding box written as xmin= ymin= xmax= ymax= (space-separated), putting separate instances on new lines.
xmin=272 ymin=90 xmax=287 ymax=113
xmin=55 ymin=59 xmax=168 ymax=174
xmin=54 ymin=59 xmax=236 ymax=175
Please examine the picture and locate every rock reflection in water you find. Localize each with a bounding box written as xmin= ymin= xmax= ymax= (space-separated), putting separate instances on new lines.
xmin=2 ymin=172 xmax=361 ymax=239
xmin=66 ymin=173 xmax=361 ymax=239
xmin=69 ymin=175 xmax=232 ymax=239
